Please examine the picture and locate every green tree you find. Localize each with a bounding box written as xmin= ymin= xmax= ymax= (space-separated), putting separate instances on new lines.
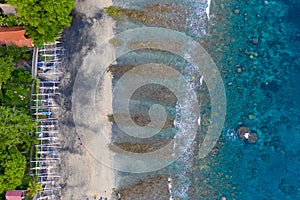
xmin=7 ymin=0 xmax=74 ymax=45
xmin=0 ymin=106 xmax=36 ymax=194
xmin=26 ymin=180 xmax=42 ymax=199
xmin=9 ymin=68 xmax=32 ymax=83
xmin=0 ymin=147 xmax=26 ymax=194
xmin=0 ymin=46 xmax=30 ymax=62
xmin=0 ymin=15 xmax=22 ymax=27
xmin=0 ymin=106 xmax=35 ymax=149
xmin=0 ymin=46 xmax=30 ymax=86
xmin=0 ymin=56 xmax=14 ymax=86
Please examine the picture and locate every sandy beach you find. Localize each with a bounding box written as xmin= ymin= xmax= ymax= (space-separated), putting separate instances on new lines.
xmin=57 ymin=1 xmax=177 ymax=199
xmin=51 ymin=0 xmax=300 ymax=199
xmin=58 ymin=0 xmax=116 ymax=199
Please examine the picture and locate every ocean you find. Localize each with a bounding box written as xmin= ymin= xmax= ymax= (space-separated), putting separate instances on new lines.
xmin=108 ymin=0 xmax=300 ymax=199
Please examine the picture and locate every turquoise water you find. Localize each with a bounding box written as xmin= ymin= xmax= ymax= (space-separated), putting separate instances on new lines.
xmin=110 ymin=0 xmax=300 ymax=199
xmin=210 ymin=0 xmax=300 ymax=199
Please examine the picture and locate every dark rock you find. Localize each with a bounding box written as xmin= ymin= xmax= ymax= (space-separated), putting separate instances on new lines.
xmin=237 ymin=125 xmax=251 ymax=140
xmin=248 ymin=130 xmax=258 ymax=143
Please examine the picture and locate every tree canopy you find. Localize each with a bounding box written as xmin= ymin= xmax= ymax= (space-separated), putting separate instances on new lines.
xmin=0 ymin=15 xmax=22 ymax=27
xmin=0 ymin=56 xmax=14 ymax=86
xmin=0 ymin=45 xmax=35 ymax=198
xmin=0 ymin=147 xmax=26 ymax=194
xmin=6 ymin=0 xmax=74 ymax=45
xmin=0 ymin=106 xmax=36 ymax=194
xmin=0 ymin=46 xmax=30 ymax=61
xmin=0 ymin=106 xmax=35 ymax=150
xmin=0 ymin=46 xmax=30 ymax=87
xmin=1 ymin=68 xmax=32 ymax=108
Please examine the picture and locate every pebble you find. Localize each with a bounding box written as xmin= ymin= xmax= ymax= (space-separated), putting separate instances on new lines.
xmin=263 ymin=0 xmax=269 ymax=5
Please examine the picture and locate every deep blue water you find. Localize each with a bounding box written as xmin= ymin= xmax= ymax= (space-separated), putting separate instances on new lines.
xmin=110 ymin=0 xmax=300 ymax=199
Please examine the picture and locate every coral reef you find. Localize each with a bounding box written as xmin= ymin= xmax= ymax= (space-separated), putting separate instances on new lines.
xmin=104 ymin=4 xmax=186 ymax=31
xmin=111 ymin=140 xmax=171 ymax=153
xmin=237 ymin=125 xmax=251 ymax=140
xmin=237 ymin=125 xmax=259 ymax=143
xmin=113 ymin=175 xmax=170 ymax=200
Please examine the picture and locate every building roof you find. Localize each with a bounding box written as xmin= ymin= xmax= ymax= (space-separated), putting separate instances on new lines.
xmin=0 ymin=3 xmax=17 ymax=16
xmin=5 ymin=190 xmax=23 ymax=200
xmin=0 ymin=26 xmax=33 ymax=47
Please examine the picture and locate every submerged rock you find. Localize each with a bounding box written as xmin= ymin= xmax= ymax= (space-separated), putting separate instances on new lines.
xmin=237 ymin=125 xmax=259 ymax=143
xmin=237 ymin=125 xmax=251 ymax=140
xmin=104 ymin=4 xmax=186 ymax=31
xmin=113 ymin=175 xmax=170 ymax=200
xmin=248 ymin=130 xmax=258 ymax=143
xmin=111 ymin=140 xmax=171 ymax=153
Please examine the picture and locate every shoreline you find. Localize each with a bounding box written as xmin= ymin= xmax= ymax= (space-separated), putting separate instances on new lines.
xmin=57 ymin=0 xmax=300 ymax=199
xmin=58 ymin=0 xmax=116 ymax=199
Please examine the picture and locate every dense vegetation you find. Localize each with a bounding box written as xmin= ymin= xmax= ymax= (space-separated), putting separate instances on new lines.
xmin=0 ymin=107 xmax=36 ymax=194
xmin=0 ymin=56 xmax=14 ymax=85
xmin=1 ymin=0 xmax=74 ymax=45
xmin=0 ymin=46 xmax=30 ymax=88
xmin=0 ymin=0 xmax=73 ymax=196
xmin=0 ymin=46 xmax=37 ymax=199
xmin=0 ymin=14 xmax=22 ymax=27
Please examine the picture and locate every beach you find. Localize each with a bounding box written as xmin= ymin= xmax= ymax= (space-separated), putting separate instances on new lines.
xmin=56 ymin=0 xmax=300 ymax=199
xmin=58 ymin=0 xmax=116 ymax=199
xmin=57 ymin=0 xmax=212 ymax=199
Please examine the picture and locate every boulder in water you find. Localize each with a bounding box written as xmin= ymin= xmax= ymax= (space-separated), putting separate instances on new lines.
xmin=237 ymin=125 xmax=251 ymax=140
xmin=237 ymin=125 xmax=259 ymax=143
xmin=248 ymin=130 xmax=258 ymax=143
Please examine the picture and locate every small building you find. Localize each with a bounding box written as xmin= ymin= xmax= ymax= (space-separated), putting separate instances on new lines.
xmin=0 ymin=3 xmax=17 ymax=16
xmin=5 ymin=190 xmax=25 ymax=200
xmin=0 ymin=26 xmax=33 ymax=47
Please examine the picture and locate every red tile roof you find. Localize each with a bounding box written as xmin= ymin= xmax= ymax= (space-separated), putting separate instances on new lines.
xmin=0 ymin=26 xmax=33 ymax=47
xmin=5 ymin=190 xmax=23 ymax=200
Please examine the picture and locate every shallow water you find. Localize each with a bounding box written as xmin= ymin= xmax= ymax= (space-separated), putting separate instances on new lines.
xmin=109 ymin=0 xmax=300 ymax=199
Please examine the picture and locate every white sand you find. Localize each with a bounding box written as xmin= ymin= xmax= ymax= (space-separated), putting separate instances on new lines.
xmin=59 ymin=0 xmax=116 ymax=199
xmin=75 ymin=0 xmax=113 ymax=18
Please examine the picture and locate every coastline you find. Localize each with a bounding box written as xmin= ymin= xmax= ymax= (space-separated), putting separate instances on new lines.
xmin=58 ymin=0 xmax=116 ymax=199
xmin=56 ymin=0 xmax=300 ymax=199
